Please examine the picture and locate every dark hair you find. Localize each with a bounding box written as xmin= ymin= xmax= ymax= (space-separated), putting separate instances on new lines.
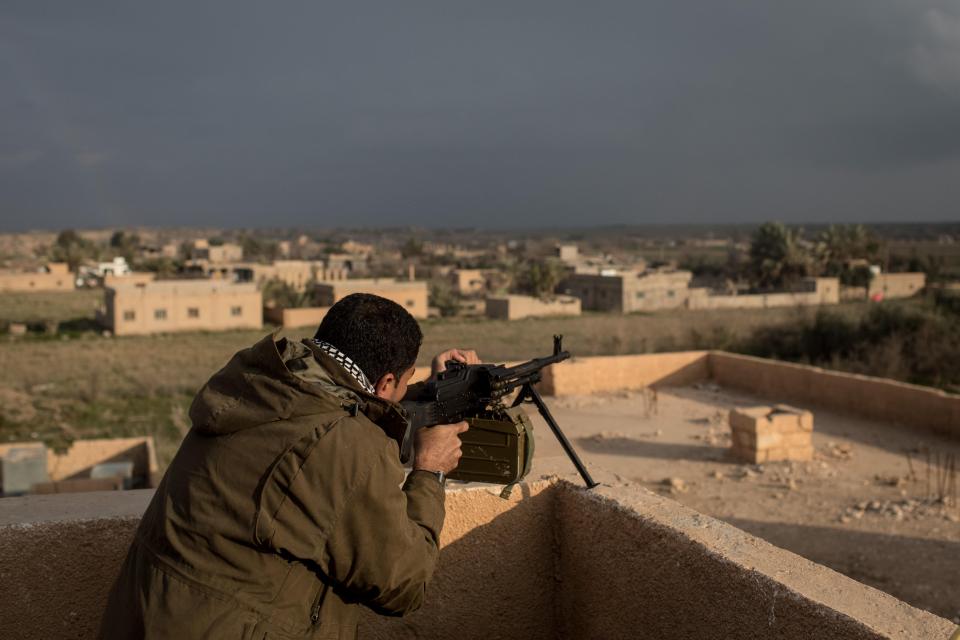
xmin=314 ymin=293 xmax=423 ymax=384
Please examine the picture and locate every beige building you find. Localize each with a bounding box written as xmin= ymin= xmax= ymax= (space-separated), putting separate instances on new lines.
xmin=263 ymin=306 xmax=329 ymax=329
xmin=100 ymin=280 xmax=262 ymax=336
xmin=313 ymin=279 xmax=429 ymax=319
xmin=204 ymin=260 xmax=348 ymax=291
xmin=450 ymin=269 xmax=489 ymax=296
xmin=192 ymin=242 xmax=243 ymax=263
xmin=485 ymin=294 xmax=582 ymax=320
xmin=566 ymin=269 xmax=841 ymax=313
xmin=868 ymin=272 xmax=925 ymax=300
xmin=563 ymin=270 xmax=694 ymax=313
xmin=0 ymin=263 xmax=73 ymax=292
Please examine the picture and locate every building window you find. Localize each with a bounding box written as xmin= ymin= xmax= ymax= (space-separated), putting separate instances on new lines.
xmin=231 ymin=306 xmax=243 ymax=317
xmin=187 ymin=307 xmax=200 ymax=318
xmin=666 ymin=290 xmax=676 ymax=298
xmin=154 ymin=309 xmax=167 ymax=320
xmin=123 ymin=310 xmax=136 ymax=322
xmin=636 ymin=292 xmax=646 ymax=299
xmin=405 ymin=300 xmax=415 ymax=308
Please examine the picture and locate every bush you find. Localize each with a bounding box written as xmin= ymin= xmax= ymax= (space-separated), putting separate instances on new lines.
xmin=735 ymin=301 xmax=960 ymax=391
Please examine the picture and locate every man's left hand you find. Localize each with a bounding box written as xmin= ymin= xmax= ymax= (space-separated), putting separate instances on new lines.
xmin=431 ymin=349 xmax=480 ymax=375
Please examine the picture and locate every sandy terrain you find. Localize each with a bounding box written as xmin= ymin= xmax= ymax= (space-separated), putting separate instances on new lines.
xmin=524 ymin=385 xmax=960 ymax=622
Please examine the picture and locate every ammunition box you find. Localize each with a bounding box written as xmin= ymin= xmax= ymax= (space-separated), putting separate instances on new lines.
xmin=448 ymin=406 xmax=535 ymax=485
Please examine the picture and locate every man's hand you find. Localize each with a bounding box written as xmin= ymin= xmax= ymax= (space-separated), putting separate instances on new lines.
xmin=413 ymin=422 xmax=469 ymax=474
xmin=431 ymin=349 xmax=480 ymax=376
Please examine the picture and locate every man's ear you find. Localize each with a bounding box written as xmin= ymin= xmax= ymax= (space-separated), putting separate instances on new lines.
xmin=374 ymin=372 xmax=397 ymax=400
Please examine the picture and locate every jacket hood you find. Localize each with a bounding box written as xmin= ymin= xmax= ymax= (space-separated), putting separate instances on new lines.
xmin=189 ymin=334 xmax=409 ymax=444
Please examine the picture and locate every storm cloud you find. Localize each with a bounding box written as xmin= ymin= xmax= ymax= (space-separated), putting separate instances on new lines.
xmin=1 ymin=1 xmax=959 ymax=230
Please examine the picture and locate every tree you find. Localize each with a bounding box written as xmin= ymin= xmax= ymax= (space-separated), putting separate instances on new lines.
xmin=512 ymin=258 xmax=565 ymax=299
xmin=51 ymin=229 xmax=97 ymax=270
xmin=429 ymin=281 xmax=459 ymax=317
xmin=109 ymin=230 xmax=141 ymax=263
xmin=241 ymin=236 xmax=279 ymax=263
xmin=262 ymin=278 xmax=313 ymax=308
xmin=400 ymin=238 xmax=424 ymax=259
xmin=816 ymin=224 xmax=882 ymax=286
xmin=748 ymin=222 xmax=814 ymax=290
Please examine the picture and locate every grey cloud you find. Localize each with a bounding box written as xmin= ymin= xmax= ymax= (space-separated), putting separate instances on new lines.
xmin=1 ymin=1 xmax=959 ymax=230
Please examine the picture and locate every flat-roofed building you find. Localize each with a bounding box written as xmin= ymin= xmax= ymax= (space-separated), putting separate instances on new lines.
xmin=485 ymin=294 xmax=581 ymax=320
xmin=563 ymin=269 xmax=694 ymax=313
xmin=313 ymin=279 xmax=428 ymax=318
xmin=192 ymin=242 xmax=243 ymax=263
xmin=0 ymin=263 xmax=73 ymax=292
xmin=450 ymin=269 xmax=488 ymax=296
xmin=100 ymin=280 xmax=262 ymax=336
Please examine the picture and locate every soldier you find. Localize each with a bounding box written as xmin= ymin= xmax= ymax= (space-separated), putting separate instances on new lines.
xmin=100 ymin=293 xmax=476 ymax=639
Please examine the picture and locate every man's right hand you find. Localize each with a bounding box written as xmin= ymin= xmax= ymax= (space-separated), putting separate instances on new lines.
xmin=413 ymin=422 xmax=469 ymax=474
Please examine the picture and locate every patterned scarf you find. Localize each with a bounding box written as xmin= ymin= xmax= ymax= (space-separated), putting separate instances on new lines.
xmin=312 ymin=339 xmax=376 ymax=394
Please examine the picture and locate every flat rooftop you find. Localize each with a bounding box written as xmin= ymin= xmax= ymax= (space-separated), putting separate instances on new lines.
xmin=534 ymin=385 xmax=960 ymax=620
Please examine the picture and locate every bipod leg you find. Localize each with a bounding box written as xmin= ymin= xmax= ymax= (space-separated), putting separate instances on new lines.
xmin=513 ymin=383 xmax=598 ymax=489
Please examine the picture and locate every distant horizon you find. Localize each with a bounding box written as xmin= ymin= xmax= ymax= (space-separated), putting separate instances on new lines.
xmin=4 ymin=219 xmax=959 ymax=237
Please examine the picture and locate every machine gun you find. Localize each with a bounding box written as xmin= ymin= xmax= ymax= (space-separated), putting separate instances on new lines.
xmin=401 ymin=336 xmax=598 ymax=490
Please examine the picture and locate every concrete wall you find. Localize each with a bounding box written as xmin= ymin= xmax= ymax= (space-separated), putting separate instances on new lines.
xmin=103 ymin=280 xmax=263 ymax=335
xmin=541 ymin=351 xmax=711 ymax=396
xmin=0 ymin=480 xmax=952 ymax=640
xmin=0 ymin=437 xmax=158 ymax=485
xmin=485 ymin=294 xmax=581 ymax=320
xmin=0 ymin=263 xmax=73 ymax=292
xmin=709 ymin=352 xmax=960 ymax=439
xmin=688 ymin=277 xmax=839 ymax=310
xmin=263 ymin=305 xmax=329 ymax=329
xmin=869 ymin=272 xmax=926 ymax=300
xmin=555 ymin=481 xmax=954 ymax=640
xmin=314 ymin=279 xmax=429 ymax=319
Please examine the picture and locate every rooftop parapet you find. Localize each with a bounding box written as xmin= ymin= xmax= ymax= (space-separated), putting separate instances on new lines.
xmin=0 ymin=475 xmax=953 ymax=639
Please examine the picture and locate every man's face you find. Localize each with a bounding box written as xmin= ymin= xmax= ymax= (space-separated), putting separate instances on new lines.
xmin=375 ymin=365 xmax=416 ymax=403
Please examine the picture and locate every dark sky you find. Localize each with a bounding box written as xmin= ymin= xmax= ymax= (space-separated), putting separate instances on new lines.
xmin=2 ymin=1 xmax=960 ymax=231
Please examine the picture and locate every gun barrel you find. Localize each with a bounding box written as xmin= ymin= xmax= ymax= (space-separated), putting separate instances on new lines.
xmin=498 ymin=350 xmax=570 ymax=379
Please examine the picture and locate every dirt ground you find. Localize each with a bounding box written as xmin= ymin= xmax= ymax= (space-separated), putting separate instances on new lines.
xmin=526 ymin=385 xmax=960 ymax=622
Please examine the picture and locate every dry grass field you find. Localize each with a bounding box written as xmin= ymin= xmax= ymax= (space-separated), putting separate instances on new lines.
xmin=0 ymin=289 xmax=102 ymax=324
xmin=0 ymin=290 xmax=874 ymax=464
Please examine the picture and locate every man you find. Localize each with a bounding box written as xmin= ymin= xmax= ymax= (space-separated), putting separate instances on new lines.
xmin=101 ymin=293 xmax=476 ymax=639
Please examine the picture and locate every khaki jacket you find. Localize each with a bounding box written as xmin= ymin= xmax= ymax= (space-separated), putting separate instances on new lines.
xmin=100 ymin=335 xmax=444 ymax=639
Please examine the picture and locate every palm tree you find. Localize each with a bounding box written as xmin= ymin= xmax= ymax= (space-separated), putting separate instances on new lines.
xmin=748 ymin=222 xmax=814 ymax=290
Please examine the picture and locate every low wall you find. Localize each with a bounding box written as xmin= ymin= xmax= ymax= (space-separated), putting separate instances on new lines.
xmin=538 ymin=351 xmax=958 ymax=439
xmin=0 ymin=479 xmax=952 ymax=639
xmin=556 ymin=482 xmax=953 ymax=639
xmin=709 ymin=352 xmax=960 ymax=439
xmin=541 ymin=351 xmax=710 ymax=395
xmin=0 ymin=437 xmax=158 ymax=485
xmin=688 ymin=291 xmax=823 ymax=310
xmin=263 ymin=306 xmax=329 ymax=328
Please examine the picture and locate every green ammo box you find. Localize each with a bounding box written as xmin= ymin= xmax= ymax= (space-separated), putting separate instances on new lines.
xmin=448 ymin=406 xmax=535 ymax=485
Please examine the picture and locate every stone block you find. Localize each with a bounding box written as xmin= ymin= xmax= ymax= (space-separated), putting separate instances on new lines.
xmin=786 ymin=446 xmax=814 ymax=461
xmin=0 ymin=445 xmax=48 ymax=495
xmin=729 ymin=404 xmax=815 ymax=463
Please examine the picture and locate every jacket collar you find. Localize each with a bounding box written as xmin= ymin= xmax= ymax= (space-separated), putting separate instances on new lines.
xmin=297 ymin=338 xmax=410 ymax=447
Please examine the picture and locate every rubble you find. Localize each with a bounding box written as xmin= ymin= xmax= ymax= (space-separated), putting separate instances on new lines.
xmin=838 ymin=498 xmax=959 ymax=523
